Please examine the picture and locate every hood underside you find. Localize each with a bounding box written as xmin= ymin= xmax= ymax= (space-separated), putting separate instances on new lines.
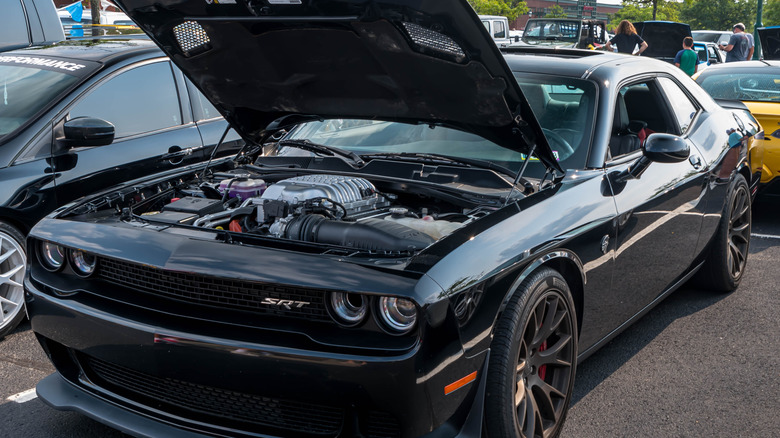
xmin=634 ymin=21 xmax=692 ymax=59
xmin=758 ymin=27 xmax=780 ymax=60
xmin=111 ymin=0 xmax=560 ymax=172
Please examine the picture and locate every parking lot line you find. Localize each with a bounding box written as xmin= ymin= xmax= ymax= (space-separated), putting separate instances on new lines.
xmin=751 ymin=233 xmax=780 ymax=240
xmin=6 ymin=388 xmax=37 ymax=404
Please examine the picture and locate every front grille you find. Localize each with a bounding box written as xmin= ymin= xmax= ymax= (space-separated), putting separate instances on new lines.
xmin=97 ymin=257 xmax=331 ymax=322
xmin=81 ymin=354 xmax=344 ymax=436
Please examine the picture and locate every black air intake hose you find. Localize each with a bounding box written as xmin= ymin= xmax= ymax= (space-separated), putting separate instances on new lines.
xmin=286 ymin=215 xmax=435 ymax=251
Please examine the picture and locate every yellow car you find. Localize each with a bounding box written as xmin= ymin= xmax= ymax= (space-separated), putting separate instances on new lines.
xmin=696 ymin=60 xmax=780 ymax=186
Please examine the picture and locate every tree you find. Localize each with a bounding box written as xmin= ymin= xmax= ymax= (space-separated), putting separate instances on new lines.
xmin=680 ymin=0 xmax=756 ymax=31
xmin=468 ymin=0 xmax=528 ymax=21
xmin=608 ymin=1 xmax=682 ymax=30
xmin=764 ymin=0 xmax=780 ymax=27
xmin=545 ymin=5 xmax=568 ymax=19
xmin=91 ymin=0 xmax=100 ymax=37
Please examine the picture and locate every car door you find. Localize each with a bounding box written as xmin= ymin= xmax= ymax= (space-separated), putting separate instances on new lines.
xmin=52 ymin=59 xmax=205 ymax=206
xmin=605 ymin=77 xmax=707 ymax=322
xmin=184 ymin=78 xmax=245 ymax=159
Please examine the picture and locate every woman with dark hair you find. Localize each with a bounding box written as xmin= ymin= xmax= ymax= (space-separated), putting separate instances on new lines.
xmin=605 ymin=20 xmax=648 ymax=55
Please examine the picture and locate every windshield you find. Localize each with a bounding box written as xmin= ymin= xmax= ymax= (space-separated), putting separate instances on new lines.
xmin=698 ymin=72 xmax=780 ymax=103
xmin=522 ymin=20 xmax=581 ymax=44
xmin=692 ymin=31 xmax=730 ymax=45
xmin=0 ymin=65 xmax=81 ymax=139
xmin=282 ymin=75 xmax=596 ymax=177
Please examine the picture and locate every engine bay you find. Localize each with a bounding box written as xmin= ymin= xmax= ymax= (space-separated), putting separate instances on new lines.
xmin=125 ymin=168 xmax=497 ymax=254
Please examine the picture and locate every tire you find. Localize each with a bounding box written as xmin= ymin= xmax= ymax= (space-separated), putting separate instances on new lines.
xmin=0 ymin=222 xmax=26 ymax=339
xmin=485 ymin=267 xmax=577 ymax=438
xmin=695 ymin=174 xmax=751 ymax=293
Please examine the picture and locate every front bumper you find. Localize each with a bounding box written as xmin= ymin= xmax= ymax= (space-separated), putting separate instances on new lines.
xmin=27 ymin=277 xmax=488 ymax=438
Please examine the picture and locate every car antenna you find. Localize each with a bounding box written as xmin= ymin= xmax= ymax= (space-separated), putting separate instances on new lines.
xmin=503 ymin=143 xmax=536 ymax=207
xmin=199 ymin=124 xmax=232 ymax=181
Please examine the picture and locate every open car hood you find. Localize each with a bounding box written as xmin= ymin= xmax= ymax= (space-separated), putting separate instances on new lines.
xmin=634 ymin=21 xmax=692 ymax=59
xmin=758 ymin=27 xmax=780 ymax=60
xmin=111 ymin=0 xmax=560 ymax=172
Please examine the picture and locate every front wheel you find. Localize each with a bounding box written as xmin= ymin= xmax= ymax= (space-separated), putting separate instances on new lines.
xmin=695 ymin=174 xmax=751 ymax=293
xmin=0 ymin=222 xmax=26 ymax=339
xmin=485 ymin=267 xmax=577 ymax=438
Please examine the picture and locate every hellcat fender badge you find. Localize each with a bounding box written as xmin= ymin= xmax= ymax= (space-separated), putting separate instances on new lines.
xmin=600 ymin=235 xmax=610 ymax=254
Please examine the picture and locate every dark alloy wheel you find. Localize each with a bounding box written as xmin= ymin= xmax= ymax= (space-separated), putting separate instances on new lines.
xmin=694 ymin=174 xmax=751 ymax=293
xmin=486 ymin=268 xmax=577 ymax=438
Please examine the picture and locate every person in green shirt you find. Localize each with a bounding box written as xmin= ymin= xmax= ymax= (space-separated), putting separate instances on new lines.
xmin=674 ymin=37 xmax=698 ymax=77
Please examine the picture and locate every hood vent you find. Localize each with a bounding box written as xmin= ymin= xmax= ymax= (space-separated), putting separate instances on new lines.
xmin=173 ymin=21 xmax=211 ymax=56
xmin=400 ymin=22 xmax=466 ymax=63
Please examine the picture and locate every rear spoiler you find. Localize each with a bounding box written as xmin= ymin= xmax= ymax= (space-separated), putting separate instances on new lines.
xmin=715 ymin=98 xmax=749 ymax=111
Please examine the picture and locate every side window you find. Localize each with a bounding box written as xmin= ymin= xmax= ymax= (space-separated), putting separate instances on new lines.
xmin=0 ymin=0 xmax=30 ymax=48
xmin=70 ymin=62 xmax=182 ymax=138
xmin=609 ymin=80 xmax=676 ymax=159
xmin=493 ymin=21 xmax=506 ymax=39
xmin=658 ymin=77 xmax=698 ymax=134
xmin=481 ymin=20 xmax=490 ymax=33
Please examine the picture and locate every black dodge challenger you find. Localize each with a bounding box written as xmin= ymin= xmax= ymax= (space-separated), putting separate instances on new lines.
xmin=25 ymin=1 xmax=758 ymax=437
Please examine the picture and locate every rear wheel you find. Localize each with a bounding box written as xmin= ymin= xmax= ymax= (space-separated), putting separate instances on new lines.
xmin=485 ymin=268 xmax=577 ymax=438
xmin=0 ymin=222 xmax=26 ymax=339
xmin=695 ymin=174 xmax=751 ymax=293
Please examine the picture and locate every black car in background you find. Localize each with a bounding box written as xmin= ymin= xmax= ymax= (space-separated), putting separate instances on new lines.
xmin=27 ymin=1 xmax=756 ymax=437
xmin=0 ymin=38 xmax=243 ymax=337
xmin=1 ymin=0 xmax=65 ymax=52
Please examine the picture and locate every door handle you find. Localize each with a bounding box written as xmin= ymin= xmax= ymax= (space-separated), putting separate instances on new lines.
xmin=689 ymin=154 xmax=702 ymax=170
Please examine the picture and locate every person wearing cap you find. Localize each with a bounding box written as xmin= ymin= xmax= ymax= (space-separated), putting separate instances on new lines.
xmin=719 ymin=23 xmax=751 ymax=62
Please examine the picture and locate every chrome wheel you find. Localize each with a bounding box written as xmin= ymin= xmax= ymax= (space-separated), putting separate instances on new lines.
xmin=727 ymin=183 xmax=750 ymax=280
xmin=514 ymin=292 xmax=575 ymax=437
xmin=0 ymin=229 xmax=26 ymax=337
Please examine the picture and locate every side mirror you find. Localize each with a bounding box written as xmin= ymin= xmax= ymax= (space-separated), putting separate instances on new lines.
xmin=616 ymin=134 xmax=689 ymax=183
xmin=63 ymin=117 xmax=115 ymax=147
xmin=643 ymin=133 xmax=690 ymax=163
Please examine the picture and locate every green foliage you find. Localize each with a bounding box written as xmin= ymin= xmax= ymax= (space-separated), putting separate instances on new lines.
xmin=608 ymin=1 xmax=681 ymax=30
xmin=765 ymin=0 xmax=780 ymax=27
xmin=679 ymin=0 xmax=756 ymax=32
xmin=468 ymin=0 xmax=528 ymax=21
xmin=545 ymin=5 xmax=568 ymax=19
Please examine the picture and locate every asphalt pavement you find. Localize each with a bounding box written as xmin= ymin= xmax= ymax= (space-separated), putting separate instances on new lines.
xmin=2 ymin=196 xmax=779 ymax=437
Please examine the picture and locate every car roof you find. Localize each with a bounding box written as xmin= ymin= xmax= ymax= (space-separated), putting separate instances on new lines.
xmin=502 ymin=47 xmax=640 ymax=78
xmin=9 ymin=38 xmax=162 ymax=66
xmin=697 ymin=60 xmax=780 ymax=73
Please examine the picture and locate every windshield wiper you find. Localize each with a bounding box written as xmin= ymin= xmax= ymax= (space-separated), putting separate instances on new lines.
xmin=361 ymin=152 xmax=519 ymax=179
xmin=277 ymin=139 xmax=365 ymax=167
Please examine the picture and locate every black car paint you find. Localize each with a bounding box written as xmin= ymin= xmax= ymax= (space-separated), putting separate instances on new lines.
xmin=24 ymin=12 xmax=754 ymax=438
xmin=634 ymin=21 xmax=693 ymax=62
xmin=0 ymin=40 xmax=242 ymax=234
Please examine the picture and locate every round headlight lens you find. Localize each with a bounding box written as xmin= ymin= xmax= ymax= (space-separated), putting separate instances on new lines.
xmin=69 ymin=249 xmax=96 ymax=277
xmin=329 ymin=292 xmax=367 ymax=326
xmin=378 ymin=296 xmax=417 ymax=333
xmin=39 ymin=242 xmax=66 ymax=271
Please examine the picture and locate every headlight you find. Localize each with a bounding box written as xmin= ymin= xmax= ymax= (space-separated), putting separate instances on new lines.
xmin=377 ymin=296 xmax=417 ymax=334
xmin=329 ymin=292 xmax=367 ymax=326
xmin=69 ymin=249 xmax=96 ymax=277
xmin=39 ymin=242 xmax=66 ymax=271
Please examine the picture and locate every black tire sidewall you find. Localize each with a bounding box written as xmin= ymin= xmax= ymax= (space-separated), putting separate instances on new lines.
xmin=485 ymin=267 xmax=578 ymax=438
xmin=0 ymin=222 xmax=27 ymax=339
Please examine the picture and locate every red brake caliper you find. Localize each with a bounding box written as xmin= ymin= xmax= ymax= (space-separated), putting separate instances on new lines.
xmin=539 ymin=340 xmax=547 ymax=380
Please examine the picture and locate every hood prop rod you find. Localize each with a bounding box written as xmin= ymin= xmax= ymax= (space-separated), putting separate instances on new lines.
xmin=199 ymin=124 xmax=233 ymax=182
xmin=503 ymin=143 xmax=536 ymax=207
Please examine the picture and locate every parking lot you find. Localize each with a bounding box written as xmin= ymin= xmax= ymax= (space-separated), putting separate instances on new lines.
xmin=0 ymin=196 xmax=777 ymax=437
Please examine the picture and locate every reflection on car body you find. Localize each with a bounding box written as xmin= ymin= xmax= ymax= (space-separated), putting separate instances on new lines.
xmin=0 ymin=38 xmax=243 ymax=337
xmin=26 ymin=2 xmax=758 ymax=437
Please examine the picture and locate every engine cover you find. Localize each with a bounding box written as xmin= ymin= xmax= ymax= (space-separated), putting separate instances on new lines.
xmin=260 ymin=175 xmax=390 ymax=218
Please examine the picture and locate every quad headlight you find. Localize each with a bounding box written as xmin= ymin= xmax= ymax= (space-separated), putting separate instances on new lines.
xmin=329 ymin=292 xmax=367 ymax=326
xmin=39 ymin=242 xmax=66 ymax=272
xmin=69 ymin=249 xmax=97 ymax=277
xmin=377 ymin=296 xmax=417 ymax=334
